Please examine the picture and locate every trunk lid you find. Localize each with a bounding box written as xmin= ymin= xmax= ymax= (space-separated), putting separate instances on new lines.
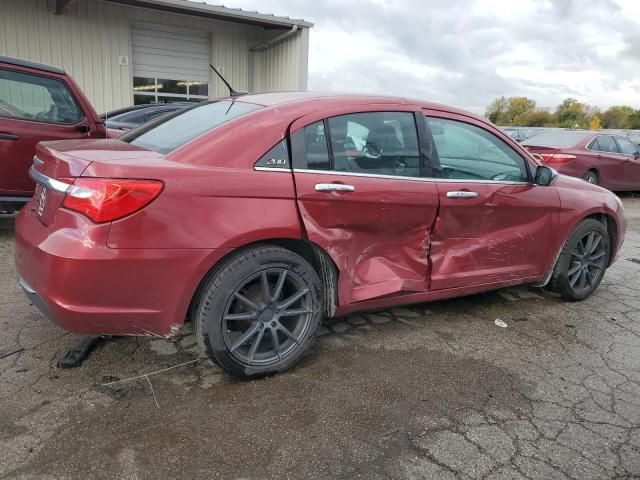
xmin=31 ymin=139 xmax=164 ymax=225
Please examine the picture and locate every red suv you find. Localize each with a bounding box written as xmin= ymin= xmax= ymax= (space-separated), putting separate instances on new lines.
xmin=15 ymin=93 xmax=626 ymax=377
xmin=0 ymin=55 xmax=106 ymax=211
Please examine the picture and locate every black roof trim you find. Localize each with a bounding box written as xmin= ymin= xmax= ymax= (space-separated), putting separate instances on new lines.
xmin=0 ymin=55 xmax=65 ymax=75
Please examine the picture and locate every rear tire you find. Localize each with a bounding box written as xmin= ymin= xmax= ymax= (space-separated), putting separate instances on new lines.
xmin=582 ymin=170 xmax=599 ymax=185
xmin=548 ymin=219 xmax=610 ymax=301
xmin=193 ymin=245 xmax=323 ymax=378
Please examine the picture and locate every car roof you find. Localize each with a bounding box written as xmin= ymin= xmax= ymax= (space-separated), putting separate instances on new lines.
xmin=0 ymin=54 xmax=65 ymax=75
xmin=232 ymin=92 xmax=477 ymax=119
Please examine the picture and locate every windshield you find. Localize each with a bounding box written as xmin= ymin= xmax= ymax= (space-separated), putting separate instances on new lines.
xmin=522 ymin=130 xmax=590 ymax=148
xmin=121 ymin=100 xmax=263 ymax=154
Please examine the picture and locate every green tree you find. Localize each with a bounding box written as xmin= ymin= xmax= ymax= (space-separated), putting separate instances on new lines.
xmin=513 ymin=109 xmax=553 ymax=127
xmin=486 ymin=96 xmax=508 ymax=124
xmin=601 ymin=106 xmax=634 ymax=129
xmin=506 ymin=97 xmax=536 ymax=124
xmin=555 ymin=98 xmax=588 ymax=128
xmin=626 ymin=110 xmax=640 ymax=130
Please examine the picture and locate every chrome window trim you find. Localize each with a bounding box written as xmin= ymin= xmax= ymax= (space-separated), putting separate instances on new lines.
xmin=28 ymin=166 xmax=71 ymax=194
xmin=292 ymin=168 xmax=530 ymax=185
xmin=32 ymin=156 xmax=44 ymax=166
xmin=254 ymin=166 xmax=290 ymax=172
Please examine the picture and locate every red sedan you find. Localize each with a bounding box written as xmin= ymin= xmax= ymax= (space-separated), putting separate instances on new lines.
xmin=522 ymin=130 xmax=640 ymax=190
xmin=15 ymin=93 xmax=626 ymax=377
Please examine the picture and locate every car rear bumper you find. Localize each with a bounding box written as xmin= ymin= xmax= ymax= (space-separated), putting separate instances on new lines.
xmin=14 ymin=206 xmax=227 ymax=337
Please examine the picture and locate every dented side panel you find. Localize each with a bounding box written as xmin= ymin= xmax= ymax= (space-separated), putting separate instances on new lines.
xmin=293 ymin=172 xmax=439 ymax=305
xmin=430 ymin=183 xmax=560 ymax=290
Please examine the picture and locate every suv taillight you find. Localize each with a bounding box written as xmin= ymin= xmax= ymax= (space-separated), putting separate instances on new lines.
xmin=62 ymin=178 xmax=164 ymax=223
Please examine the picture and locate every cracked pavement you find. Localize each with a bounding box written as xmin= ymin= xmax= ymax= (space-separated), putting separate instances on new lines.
xmin=1 ymin=196 xmax=640 ymax=479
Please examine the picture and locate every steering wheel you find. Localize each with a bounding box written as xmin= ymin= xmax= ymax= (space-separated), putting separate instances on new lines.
xmin=362 ymin=144 xmax=383 ymax=159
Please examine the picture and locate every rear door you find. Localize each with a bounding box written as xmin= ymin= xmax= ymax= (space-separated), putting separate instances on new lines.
xmin=587 ymin=135 xmax=627 ymax=189
xmin=423 ymin=111 xmax=559 ymax=290
xmin=614 ymin=136 xmax=640 ymax=188
xmin=0 ymin=67 xmax=89 ymax=197
xmin=290 ymin=107 xmax=439 ymax=306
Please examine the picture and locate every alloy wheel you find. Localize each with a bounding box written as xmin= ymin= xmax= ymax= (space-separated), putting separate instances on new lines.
xmin=568 ymin=231 xmax=607 ymax=292
xmin=222 ymin=268 xmax=313 ymax=366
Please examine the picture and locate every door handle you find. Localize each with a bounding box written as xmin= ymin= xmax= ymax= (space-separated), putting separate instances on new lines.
xmin=0 ymin=132 xmax=19 ymax=141
xmin=447 ymin=191 xmax=479 ymax=199
xmin=315 ymin=183 xmax=355 ymax=193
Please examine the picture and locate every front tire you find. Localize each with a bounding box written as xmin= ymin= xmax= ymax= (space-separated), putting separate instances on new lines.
xmin=548 ymin=219 xmax=610 ymax=301
xmin=193 ymin=245 xmax=323 ymax=378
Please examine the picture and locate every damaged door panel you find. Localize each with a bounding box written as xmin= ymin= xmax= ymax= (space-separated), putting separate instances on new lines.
xmin=424 ymin=112 xmax=561 ymax=290
xmin=290 ymin=108 xmax=439 ymax=305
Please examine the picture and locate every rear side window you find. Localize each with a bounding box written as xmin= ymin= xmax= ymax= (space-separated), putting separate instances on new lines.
xmin=615 ymin=137 xmax=639 ymax=156
xmin=122 ymin=100 xmax=262 ymax=154
xmin=591 ymin=135 xmax=619 ymax=153
xmin=0 ymin=69 xmax=82 ymax=124
xmin=291 ymin=121 xmax=331 ymax=170
xmin=426 ymin=117 xmax=528 ymax=182
xmin=291 ymin=112 xmax=421 ymax=178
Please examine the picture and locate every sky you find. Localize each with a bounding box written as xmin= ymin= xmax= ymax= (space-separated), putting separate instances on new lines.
xmin=218 ymin=0 xmax=640 ymax=115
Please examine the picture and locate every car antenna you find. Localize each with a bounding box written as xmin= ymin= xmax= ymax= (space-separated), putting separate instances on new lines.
xmin=209 ymin=64 xmax=247 ymax=98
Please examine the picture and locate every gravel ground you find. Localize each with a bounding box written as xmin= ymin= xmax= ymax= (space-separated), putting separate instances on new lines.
xmin=1 ymin=196 xmax=640 ymax=480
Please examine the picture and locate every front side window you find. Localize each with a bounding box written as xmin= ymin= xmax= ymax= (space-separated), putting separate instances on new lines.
xmin=0 ymin=69 xmax=82 ymax=124
xmin=615 ymin=137 xmax=640 ymax=156
xmin=426 ymin=117 xmax=528 ymax=182
xmin=591 ymin=135 xmax=619 ymax=153
xmin=122 ymin=100 xmax=262 ymax=154
xmin=133 ymin=77 xmax=209 ymax=105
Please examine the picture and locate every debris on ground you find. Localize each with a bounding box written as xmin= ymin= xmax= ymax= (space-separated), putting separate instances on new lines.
xmin=627 ymin=258 xmax=640 ymax=264
xmin=57 ymin=336 xmax=104 ymax=369
xmin=512 ymin=316 xmax=529 ymax=322
xmin=494 ymin=319 xmax=508 ymax=328
xmin=0 ymin=345 xmax=23 ymax=359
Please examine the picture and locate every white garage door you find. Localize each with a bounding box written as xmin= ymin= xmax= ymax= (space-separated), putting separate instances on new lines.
xmin=132 ymin=22 xmax=210 ymax=104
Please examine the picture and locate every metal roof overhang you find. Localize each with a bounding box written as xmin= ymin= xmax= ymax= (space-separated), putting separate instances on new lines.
xmin=104 ymin=0 xmax=313 ymax=29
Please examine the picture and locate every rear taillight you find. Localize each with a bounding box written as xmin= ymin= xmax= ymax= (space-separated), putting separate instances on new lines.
xmin=62 ymin=178 xmax=164 ymax=223
xmin=540 ymin=153 xmax=576 ymax=164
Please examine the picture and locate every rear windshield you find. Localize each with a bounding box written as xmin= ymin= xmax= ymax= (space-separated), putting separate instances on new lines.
xmin=121 ymin=100 xmax=263 ymax=154
xmin=522 ymin=130 xmax=590 ymax=148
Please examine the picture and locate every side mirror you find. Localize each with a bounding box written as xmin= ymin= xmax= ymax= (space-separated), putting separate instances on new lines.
xmin=535 ymin=165 xmax=557 ymax=186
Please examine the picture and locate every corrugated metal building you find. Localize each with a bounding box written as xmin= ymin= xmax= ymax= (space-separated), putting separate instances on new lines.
xmin=0 ymin=0 xmax=312 ymax=113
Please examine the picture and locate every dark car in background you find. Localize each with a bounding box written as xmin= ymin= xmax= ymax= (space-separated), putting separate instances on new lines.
xmin=102 ymin=102 xmax=193 ymax=136
xmin=523 ymin=130 xmax=640 ymax=190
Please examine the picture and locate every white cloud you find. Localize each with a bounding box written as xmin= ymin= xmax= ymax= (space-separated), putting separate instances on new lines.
xmin=215 ymin=0 xmax=640 ymax=114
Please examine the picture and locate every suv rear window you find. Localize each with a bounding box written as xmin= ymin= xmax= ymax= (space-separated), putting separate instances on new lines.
xmin=122 ymin=100 xmax=262 ymax=154
xmin=522 ymin=131 xmax=590 ymax=148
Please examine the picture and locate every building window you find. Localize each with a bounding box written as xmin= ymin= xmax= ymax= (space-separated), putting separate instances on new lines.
xmin=133 ymin=77 xmax=209 ymax=104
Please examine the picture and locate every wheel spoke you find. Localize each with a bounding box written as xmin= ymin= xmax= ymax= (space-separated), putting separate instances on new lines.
xmin=280 ymin=308 xmax=313 ymax=317
xmin=583 ymin=232 xmax=595 ymax=255
xmin=588 ymin=263 xmax=604 ymax=271
xmin=234 ymin=292 xmax=260 ymax=311
xmin=230 ymin=323 xmax=260 ymax=352
xmin=272 ymin=270 xmax=287 ymax=302
xmin=585 ymin=268 xmax=594 ymax=286
xmin=568 ymin=262 xmax=582 ymax=277
xmin=247 ymin=329 xmax=265 ymax=363
xmin=270 ymin=329 xmax=281 ymax=359
xmin=588 ymin=251 xmax=606 ymax=262
xmin=224 ymin=311 xmax=258 ymax=321
xmin=279 ymin=324 xmax=301 ymax=345
xmin=588 ymin=234 xmax=602 ymax=255
xmin=278 ymin=288 xmax=309 ymax=310
xmin=578 ymin=268 xmax=587 ymax=289
xmin=260 ymin=271 xmax=271 ymax=302
xmin=569 ymin=268 xmax=581 ymax=287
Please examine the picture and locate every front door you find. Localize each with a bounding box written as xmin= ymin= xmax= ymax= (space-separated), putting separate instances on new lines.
xmin=614 ymin=136 xmax=640 ymax=189
xmin=0 ymin=67 xmax=88 ymax=197
xmin=290 ymin=109 xmax=439 ymax=306
xmin=423 ymin=111 xmax=560 ymax=290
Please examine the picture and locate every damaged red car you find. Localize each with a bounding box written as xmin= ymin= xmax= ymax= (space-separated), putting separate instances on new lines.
xmin=15 ymin=93 xmax=626 ymax=377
